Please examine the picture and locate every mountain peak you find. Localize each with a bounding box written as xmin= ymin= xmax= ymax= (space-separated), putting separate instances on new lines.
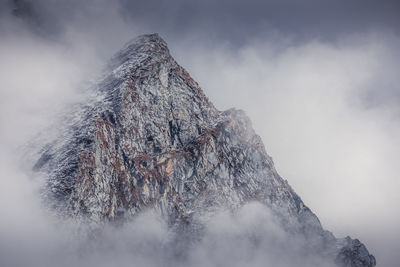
xmin=132 ymin=33 xmax=167 ymax=45
xmin=125 ymin=33 xmax=169 ymax=55
xmin=110 ymin=33 xmax=170 ymax=67
xmin=34 ymin=34 xmax=376 ymax=267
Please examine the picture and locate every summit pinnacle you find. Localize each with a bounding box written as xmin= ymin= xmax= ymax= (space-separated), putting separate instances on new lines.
xmin=34 ymin=34 xmax=376 ymax=267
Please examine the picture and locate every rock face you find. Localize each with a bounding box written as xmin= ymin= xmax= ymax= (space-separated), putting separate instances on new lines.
xmin=34 ymin=34 xmax=375 ymax=267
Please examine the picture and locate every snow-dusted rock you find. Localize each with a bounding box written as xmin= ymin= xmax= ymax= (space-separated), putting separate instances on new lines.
xmin=34 ymin=34 xmax=375 ymax=266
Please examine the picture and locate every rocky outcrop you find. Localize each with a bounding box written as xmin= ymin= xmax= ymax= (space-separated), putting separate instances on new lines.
xmin=34 ymin=33 xmax=375 ymax=266
xmin=336 ymin=237 xmax=376 ymax=267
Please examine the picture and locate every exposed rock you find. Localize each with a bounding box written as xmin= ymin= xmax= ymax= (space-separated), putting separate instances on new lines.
xmin=34 ymin=33 xmax=375 ymax=266
xmin=336 ymin=237 xmax=376 ymax=267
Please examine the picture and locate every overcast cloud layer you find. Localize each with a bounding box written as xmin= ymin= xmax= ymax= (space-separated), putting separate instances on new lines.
xmin=1 ymin=1 xmax=400 ymax=266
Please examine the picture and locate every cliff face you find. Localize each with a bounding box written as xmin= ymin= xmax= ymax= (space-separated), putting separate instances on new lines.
xmin=34 ymin=34 xmax=375 ymax=267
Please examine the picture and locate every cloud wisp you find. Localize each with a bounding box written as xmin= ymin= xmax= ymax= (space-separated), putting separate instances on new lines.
xmin=1 ymin=1 xmax=400 ymax=266
xmin=175 ymin=33 xmax=400 ymax=267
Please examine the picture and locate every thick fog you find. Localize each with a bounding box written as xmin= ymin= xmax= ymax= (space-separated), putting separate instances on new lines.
xmin=1 ymin=0 xmax=399 ymax=266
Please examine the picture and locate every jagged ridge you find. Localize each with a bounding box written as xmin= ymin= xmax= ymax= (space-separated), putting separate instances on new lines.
xmin=34 ymin=34 xmax=376 ymax=267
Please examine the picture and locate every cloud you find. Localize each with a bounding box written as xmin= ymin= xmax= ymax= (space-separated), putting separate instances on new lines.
xmin=173 ymin=32 xmax=400 ymax=267
xmin=186 ymin=202 xmax=336 ymax=267
xmin=1 ymin=1 xmax=400 ymax=266
xmin=0 ymin=196 xmax=338 ymax=267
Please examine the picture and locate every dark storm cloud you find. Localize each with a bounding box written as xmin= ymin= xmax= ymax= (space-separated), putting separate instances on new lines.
xmin=119 ymin=0 xmax=400 ymax=44
xmin=7 ymin=0 xmax=400 ymax=45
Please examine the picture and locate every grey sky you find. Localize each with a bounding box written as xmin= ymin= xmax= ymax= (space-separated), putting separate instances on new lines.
xmin=6 ymin=0 xmax=400 ymax=42
xmin=121 ymin=0 xmax=400 ymax=42
xmin=1 ymin=1 xmax=400 ymax=266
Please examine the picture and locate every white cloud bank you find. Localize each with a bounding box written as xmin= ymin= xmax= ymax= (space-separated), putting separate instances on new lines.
xmin=174 ymin=31 xmax=400 ymax=267
xmin=1 ymin=2 xmax=399 ymax=265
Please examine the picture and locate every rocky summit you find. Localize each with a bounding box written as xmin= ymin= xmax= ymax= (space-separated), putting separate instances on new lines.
xmin=34 ymin=34 xmax=376 ymax=267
